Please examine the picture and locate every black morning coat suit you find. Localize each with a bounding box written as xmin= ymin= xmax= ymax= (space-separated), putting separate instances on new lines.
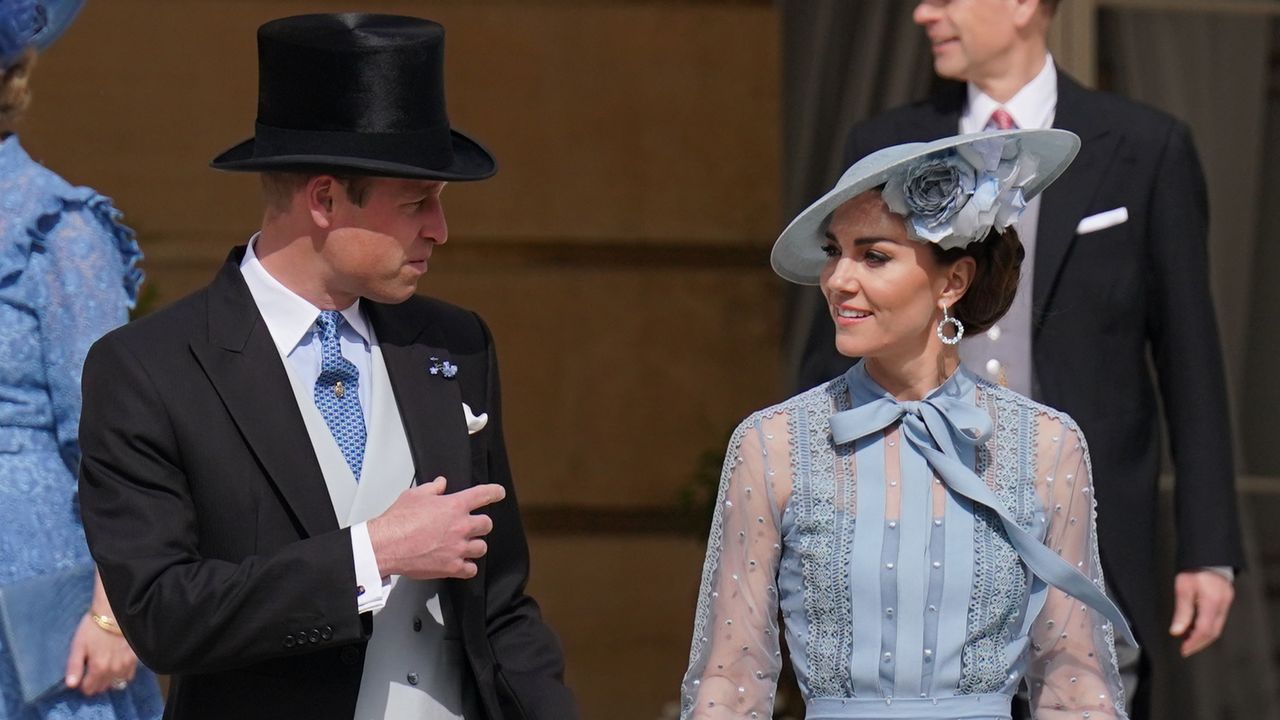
xmin=77 ymin=248 xmax=578 ymax=720
xmin=796 ymin=71 xmax=1245 ymax=710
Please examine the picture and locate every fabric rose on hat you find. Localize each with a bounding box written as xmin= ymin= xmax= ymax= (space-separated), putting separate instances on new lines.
xmin=882 ymin=136 xmax=1040 ymax=250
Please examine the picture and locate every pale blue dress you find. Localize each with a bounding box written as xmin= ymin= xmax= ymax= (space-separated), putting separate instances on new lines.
xmin=681 ymin=362 xmax=1132 ymax=720
xmin=0 ymin=135 xmax=162 ymax=719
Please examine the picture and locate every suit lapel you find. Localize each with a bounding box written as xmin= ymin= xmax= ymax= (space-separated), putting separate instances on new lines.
xmin=190 ymin=249 xmax=339 ymax=537
xmin=1033 ymin=72 xmax=1121 ymax=329
xmin=365 ymin=301 xmax=471 ymax=495
xmin=365 ymin=303 xmax=487 ymax=637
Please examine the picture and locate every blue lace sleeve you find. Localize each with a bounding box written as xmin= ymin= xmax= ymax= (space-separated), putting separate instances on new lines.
xmin=30 ymin=193 xmax=141 ymax=475
xmin=680 ymin=412 xmax=787 ymax=719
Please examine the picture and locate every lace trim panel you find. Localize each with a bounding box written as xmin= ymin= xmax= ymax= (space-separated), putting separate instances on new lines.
xmin=959 ymin=383 xmax=1037 ymax=694
xmin=793 ymin=379 xmax=856 ymax=698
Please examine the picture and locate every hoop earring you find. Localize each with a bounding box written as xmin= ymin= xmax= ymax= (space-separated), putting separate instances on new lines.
xmin=936 ymin=305 xmax=964 ymax=345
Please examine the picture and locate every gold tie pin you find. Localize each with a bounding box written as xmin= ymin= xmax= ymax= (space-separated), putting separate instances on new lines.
xmin=334 ymin=380 xmax=345 ymax=398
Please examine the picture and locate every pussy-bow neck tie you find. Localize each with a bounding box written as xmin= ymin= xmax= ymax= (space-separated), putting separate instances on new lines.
xmin=828 ymin=373 xmax=1136 ymax=647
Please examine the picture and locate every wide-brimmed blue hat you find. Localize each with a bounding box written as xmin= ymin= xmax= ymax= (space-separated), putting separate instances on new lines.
xmin=0 ymin=0 xmax=85 ymax=68
xmin=771 ymin=129 xmax=1080 ymax=285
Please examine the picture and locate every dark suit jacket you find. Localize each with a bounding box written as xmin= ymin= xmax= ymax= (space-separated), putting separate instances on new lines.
xmin=796 ymin=71 xmax=1245 ymax=667
xmin=78 ymin=249 xmax=577 ymax=720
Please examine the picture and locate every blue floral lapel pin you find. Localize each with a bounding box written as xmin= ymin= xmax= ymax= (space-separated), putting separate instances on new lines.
xmin=428 ymin=356 xmax=458 ymax=379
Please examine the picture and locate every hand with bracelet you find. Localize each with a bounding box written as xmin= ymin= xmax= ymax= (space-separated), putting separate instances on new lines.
xmin=64 ymin=572 xmax=142 ymax=695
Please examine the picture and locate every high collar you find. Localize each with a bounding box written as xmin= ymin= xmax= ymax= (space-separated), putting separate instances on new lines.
xmin=845 ymin=359 xmax=978 ymax=408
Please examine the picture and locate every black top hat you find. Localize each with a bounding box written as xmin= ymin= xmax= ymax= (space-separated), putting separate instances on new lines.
xmin=210 ymin=13 xmax=495 ymax=181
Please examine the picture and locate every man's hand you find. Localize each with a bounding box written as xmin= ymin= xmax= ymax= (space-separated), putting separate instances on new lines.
xmin=1169 ymin=569 xmax=1235 ymax=657
xmin=368 ymin=476 xmax=504 ymax=580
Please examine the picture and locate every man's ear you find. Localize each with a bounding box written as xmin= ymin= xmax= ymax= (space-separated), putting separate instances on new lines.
xmin=1012 ymin=0 xmax=1046 ymax=29
xmin=940 ymin=255 xmax=976 ymax=307
xmin=306 ymin=176 xmax=338 ymax=229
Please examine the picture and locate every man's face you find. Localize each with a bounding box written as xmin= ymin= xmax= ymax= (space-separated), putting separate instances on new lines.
xmin=913 ymin=0 xmax=1024 ymax=83
xmin=320 ymin=177 xmax=448 ymax=304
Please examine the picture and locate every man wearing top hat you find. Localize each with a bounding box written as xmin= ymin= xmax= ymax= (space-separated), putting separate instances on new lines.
xmin=76 ymin=14 xmax=577 ymax=720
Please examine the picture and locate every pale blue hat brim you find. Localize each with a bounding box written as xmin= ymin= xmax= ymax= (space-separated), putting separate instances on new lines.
xmin=770 ymin=128 xmax=1081 ymax=286
xmin=30 ymin=0 xmax=84 ymax=51
xmin=1 ymin=0 xmax=85 ymax=66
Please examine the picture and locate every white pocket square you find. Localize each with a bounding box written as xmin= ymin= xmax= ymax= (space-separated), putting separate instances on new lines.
xmin=1075 ymin=207 xmax=1128 ymax=235
xmin=462 ymin=402 xmax=488 ymax=435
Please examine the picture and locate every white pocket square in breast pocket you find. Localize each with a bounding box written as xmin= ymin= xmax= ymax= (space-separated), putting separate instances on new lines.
xmin=462 ymin=402 xmax=488 ymax=435
xmin=1075 ymin=207 xmax=1129 ymax=235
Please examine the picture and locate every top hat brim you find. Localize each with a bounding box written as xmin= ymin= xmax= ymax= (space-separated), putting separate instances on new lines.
xmin=770 ymin=129 xmax=1080 ymax=285
xmin=209 ymin=127 xmax=496 ymax=182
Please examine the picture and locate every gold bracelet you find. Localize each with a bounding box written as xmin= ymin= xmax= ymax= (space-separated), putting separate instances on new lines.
xmin=90 ymin=613 xmax=124 ymax=636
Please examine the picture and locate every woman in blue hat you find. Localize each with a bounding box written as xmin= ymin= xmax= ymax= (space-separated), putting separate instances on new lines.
xmin=0 ymin=1 xmax=162 ymax=717
xmin=679 ymin=130 xmax=1134 ymax=719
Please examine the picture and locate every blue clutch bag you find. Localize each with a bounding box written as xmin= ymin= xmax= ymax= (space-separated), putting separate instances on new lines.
xmin=0 ymin=564 xmax=95 ymax=704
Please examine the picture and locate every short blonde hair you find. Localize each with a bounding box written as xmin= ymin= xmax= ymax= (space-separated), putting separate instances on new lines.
xmin=0 ymin=49 xmax=35 ymax=134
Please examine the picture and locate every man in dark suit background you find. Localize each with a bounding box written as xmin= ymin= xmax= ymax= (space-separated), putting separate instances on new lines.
xmin=794 ymin=1 xmax=1243 ymax=716
xmin=77 ymin=14 xmax=577 ymax=720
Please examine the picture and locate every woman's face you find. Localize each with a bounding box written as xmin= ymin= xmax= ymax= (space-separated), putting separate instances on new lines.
xmin=819 ymin=190 xmax=970 ymax=362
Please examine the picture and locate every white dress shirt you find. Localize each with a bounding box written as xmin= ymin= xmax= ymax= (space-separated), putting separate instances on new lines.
xmin=239 ymin=236 xmax=390 ymax=612
xmin=959 ymin=53 xmax=1058 ymax=136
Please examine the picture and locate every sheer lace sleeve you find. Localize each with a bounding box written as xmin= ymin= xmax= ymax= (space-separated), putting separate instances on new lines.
xmin=680 ymin=413 xmax=787 ymax=719
xmin=1026 ymin=415 xmax=1128 ymax=719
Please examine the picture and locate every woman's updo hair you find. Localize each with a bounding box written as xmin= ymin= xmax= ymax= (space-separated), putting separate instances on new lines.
xmin=0 ymin=49 xmax=35 ymax=133
xmin=929 ymin=225 xmax=1024 ymax=335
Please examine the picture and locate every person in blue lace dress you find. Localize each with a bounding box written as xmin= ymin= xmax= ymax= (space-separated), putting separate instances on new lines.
xmin=0 ymin=2 xmax=162 ymax=718
xmin=680 ymin=129 xmax=1136 ymax=720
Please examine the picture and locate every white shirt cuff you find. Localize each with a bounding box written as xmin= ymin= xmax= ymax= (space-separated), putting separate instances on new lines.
xmin=1203 ymin=565 xmax=1235 ymax=583
xmin=351 ymin=522 xmax=390 ymax=614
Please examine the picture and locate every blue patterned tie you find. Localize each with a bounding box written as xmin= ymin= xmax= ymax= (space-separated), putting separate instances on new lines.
xmin=313 ymin=310 xmax=366 ymax=481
